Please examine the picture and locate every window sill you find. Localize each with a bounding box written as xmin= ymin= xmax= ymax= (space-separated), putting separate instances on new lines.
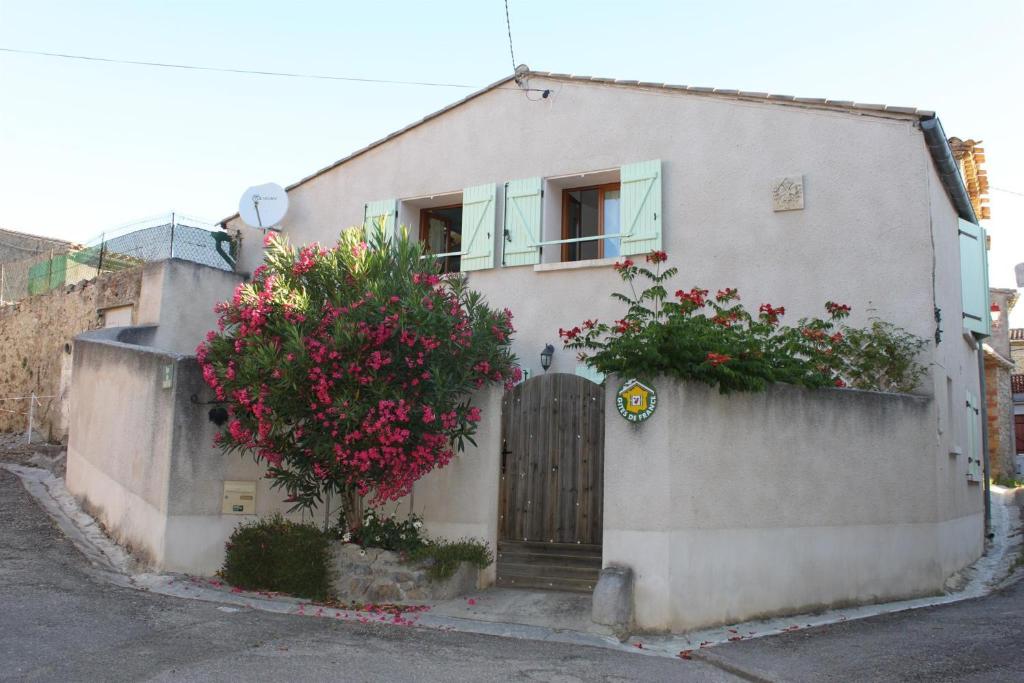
xmin=533 ymin=257 xmax=620 ymax=273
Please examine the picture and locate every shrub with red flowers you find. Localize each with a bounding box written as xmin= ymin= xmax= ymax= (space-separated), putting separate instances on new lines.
xmin=197 ymin=227 xmax=520 ymax=517
xmin=561 ymin=251 xmax=925 ymax=394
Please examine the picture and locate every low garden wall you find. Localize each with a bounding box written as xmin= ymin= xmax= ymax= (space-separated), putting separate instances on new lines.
xmin=602 ymin=378 xmax=984 ymax=632
xmin=65 ymin=327 xmax=299 ymax=573
xmin=331 ymin=543 xmax=478 ymax=603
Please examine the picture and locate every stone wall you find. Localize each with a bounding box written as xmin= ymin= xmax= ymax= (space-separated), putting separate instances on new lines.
xmin=985 ymin=360 xmax=1015 ymax=479
xmin=0 ymin=268 xmax=142 ymax=440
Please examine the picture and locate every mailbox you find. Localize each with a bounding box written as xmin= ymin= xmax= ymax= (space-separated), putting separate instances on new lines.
xmin=222 ymin=481 xmax=256 ymax=514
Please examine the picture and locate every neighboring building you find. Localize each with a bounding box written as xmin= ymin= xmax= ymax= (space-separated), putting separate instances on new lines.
xmin=985 ymin=289 xmax=1018 ymax=479
xmin=0 ymin=227 xmax=72 ymax=304
xmin=949 ymin=138 xmax=990 ymax=221
xmin=71 ymin=70 xmax=993 ymax=632
xmin=0 ymin=216 xmax=236 ymax=440
xmin=1011 ymin=328 xmax=1024 ymax=469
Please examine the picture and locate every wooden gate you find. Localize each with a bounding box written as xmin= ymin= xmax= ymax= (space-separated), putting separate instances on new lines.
xmin=497 ymin=373 xmax=604 ymax=592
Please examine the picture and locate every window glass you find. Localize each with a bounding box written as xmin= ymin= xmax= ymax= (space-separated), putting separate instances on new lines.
xmin=420 ymin=206 xmax=462 ymax=272
xmin=603 ymin=190 xmax=621 ymax=258
xmin=562 ymin=183 xmax=621 ymax=262
xmin=566 ymin=189 xmax=601 ymax=261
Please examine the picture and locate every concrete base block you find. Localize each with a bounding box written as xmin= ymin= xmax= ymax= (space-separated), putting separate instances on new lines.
xmin=591 ymin=565 xmax=634 ymax=632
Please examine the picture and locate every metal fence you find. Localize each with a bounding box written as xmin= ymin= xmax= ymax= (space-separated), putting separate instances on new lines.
xmin=0 ymin=213 xmax=236 ymax=304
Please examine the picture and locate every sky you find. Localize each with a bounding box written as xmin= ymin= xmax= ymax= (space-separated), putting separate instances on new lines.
xmin=0 ymin=0 xmax=1021 ymax=320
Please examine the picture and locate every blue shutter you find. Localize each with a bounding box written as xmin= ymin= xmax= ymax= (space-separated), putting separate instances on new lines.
xmin=363 ymin=199 xmax=397 ymax=241
xmin=959 ymin=218 xmax=990 ymax=337
xmin=460 ymin=183 xmax=497 ymax=272
xmin=502 ymin=177 xmax=542 ymax=266
xmin=620 ymin=159 xmax=662 ymax=256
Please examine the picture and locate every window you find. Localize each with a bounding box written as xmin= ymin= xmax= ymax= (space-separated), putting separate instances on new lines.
xmin=560 ymin=183 xmax=621 ymax=262
xmin=419 ymin=205 xmax=462 ymax=272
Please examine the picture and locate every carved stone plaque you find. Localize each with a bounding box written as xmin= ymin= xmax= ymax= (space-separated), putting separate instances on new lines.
xmin=772 ymin=175 xmax=804 ymax=211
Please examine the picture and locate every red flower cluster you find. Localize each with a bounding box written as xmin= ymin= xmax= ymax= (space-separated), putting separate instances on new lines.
xmin=614 ymin=318 xmax=636 ymax=334
xmin=558 ymin=326 xmax=582 ymax=341
xmin=715 ymin=288 xmax=739 ymax=302
xmin=759 ymin=303 xmax=786 ymax=324
xmin=645 ymin=250 xmax=668 ymax=264
xmin=676 ymin=287 xmax=709 ymax=307
xmin=706 ymin=352 xmax=732 ymax=367
xmin=613 ymin=259 xmax=635 ymax=272
xmin=825 ymin=301 xmax=852 ymax=317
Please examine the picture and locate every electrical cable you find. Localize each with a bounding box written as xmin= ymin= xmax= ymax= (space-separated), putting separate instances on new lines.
xmin=0 ymin=47 xmax=481 ymax=89
xmin=504 ymin=0 xmax=517 ymax=73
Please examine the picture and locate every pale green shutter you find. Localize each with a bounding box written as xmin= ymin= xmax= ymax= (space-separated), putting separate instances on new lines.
xmin=460 ymin=183 xmax=496 ymax=272
xmin=959 ymin=218 xmax=991 ymax=337
xmin=363 ymin=199 xmax=397 ymax=241
xmin=575 ymin=364 xmax=605 ymax=385
xmin=502 ymin=177 xmax=542 ymax=266
xmin=620 ymin=159 xmax=662 ymax=256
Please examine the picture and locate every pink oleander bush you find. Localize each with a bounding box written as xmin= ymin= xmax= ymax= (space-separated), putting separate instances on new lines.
xmin=197 ymin=227 xmax=520 ymax=516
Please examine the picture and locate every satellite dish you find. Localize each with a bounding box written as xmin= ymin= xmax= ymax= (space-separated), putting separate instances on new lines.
xmin=239 ymin=183 xmax=288 ymax=229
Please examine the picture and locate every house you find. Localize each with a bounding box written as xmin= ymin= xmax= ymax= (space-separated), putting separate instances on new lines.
xmin=1012 ymin=328 xmax=1024 ymax=474
xmin=69 ymin=70 xmax=993 ymax=632
xmin=985 ymin=289 xmax=1018 ymax=480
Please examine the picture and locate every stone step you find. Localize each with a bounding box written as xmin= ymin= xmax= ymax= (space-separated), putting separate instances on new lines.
xmin=495 ymin=574 xmax=598 ymax=592
xmin=496 ymin=541 xmax=602 ymax=593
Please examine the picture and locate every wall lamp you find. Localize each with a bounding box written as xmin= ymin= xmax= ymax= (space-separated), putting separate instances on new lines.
xmin=540 ymin=344 xmax=555 ymax=372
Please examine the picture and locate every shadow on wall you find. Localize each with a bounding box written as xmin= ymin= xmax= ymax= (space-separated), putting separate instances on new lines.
xmin=64 ymin=326 xmax=301 ymax=574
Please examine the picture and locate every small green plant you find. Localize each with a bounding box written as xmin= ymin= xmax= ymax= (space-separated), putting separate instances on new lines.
xmin=338 ymin=508 xmax=427 ymax=554
xmin=408 ymin=538 xmax=494 ymax=580
xmin=221 ymin=514 xmax=331 ymax=600
xmin=992 ymin=474 xmax=1024 ymax=489
xmin=334 ymin=509 xmax=493 ymax=581
xmin=836 ymin=320 xmax=927 ymax=393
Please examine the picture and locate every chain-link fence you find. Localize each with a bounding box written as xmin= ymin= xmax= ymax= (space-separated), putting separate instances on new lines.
xmin=0 ymin=214 xmax=236 ymax=304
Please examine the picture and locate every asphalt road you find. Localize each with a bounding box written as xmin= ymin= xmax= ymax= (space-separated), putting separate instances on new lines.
xmin=697 ymin=572 xmax=1024 ymax=683
xmin=0 ymin=469 xmax=726 ymax=682
xmin=2 ymin=466 xmax=1022 ymax=682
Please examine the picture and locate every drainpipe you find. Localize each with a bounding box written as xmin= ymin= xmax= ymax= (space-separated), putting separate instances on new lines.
xmin=977 ymin=344 xmax=991 ymax=534
xmin=920 ymin=117 xmax=979 ymax=225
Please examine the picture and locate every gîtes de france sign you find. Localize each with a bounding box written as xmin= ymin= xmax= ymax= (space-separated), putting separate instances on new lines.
xmin=615 ymin=379 xmax=657 ymax=423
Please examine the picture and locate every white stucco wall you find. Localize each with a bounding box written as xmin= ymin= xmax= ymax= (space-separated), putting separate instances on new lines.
xmin=227 ymin=77 xmax=939 ymax=386
xmin=137 ymin=259 xmax=244 ymax=355
xmin=65 ymin=331 xmax=303 ymax=574
xmin=602 ymin=379 xmax=982 ymax=632
xmin=64 ymin=326 xmax=499 ymax=576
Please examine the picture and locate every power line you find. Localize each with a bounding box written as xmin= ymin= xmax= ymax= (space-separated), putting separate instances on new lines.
xmin=0 ymin=47 xmax=481 ymax=89
xmin=992 ymin=187 xmax=1024 ymax=197
xmin=504 ymin=0 xmax=517 ymax=73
